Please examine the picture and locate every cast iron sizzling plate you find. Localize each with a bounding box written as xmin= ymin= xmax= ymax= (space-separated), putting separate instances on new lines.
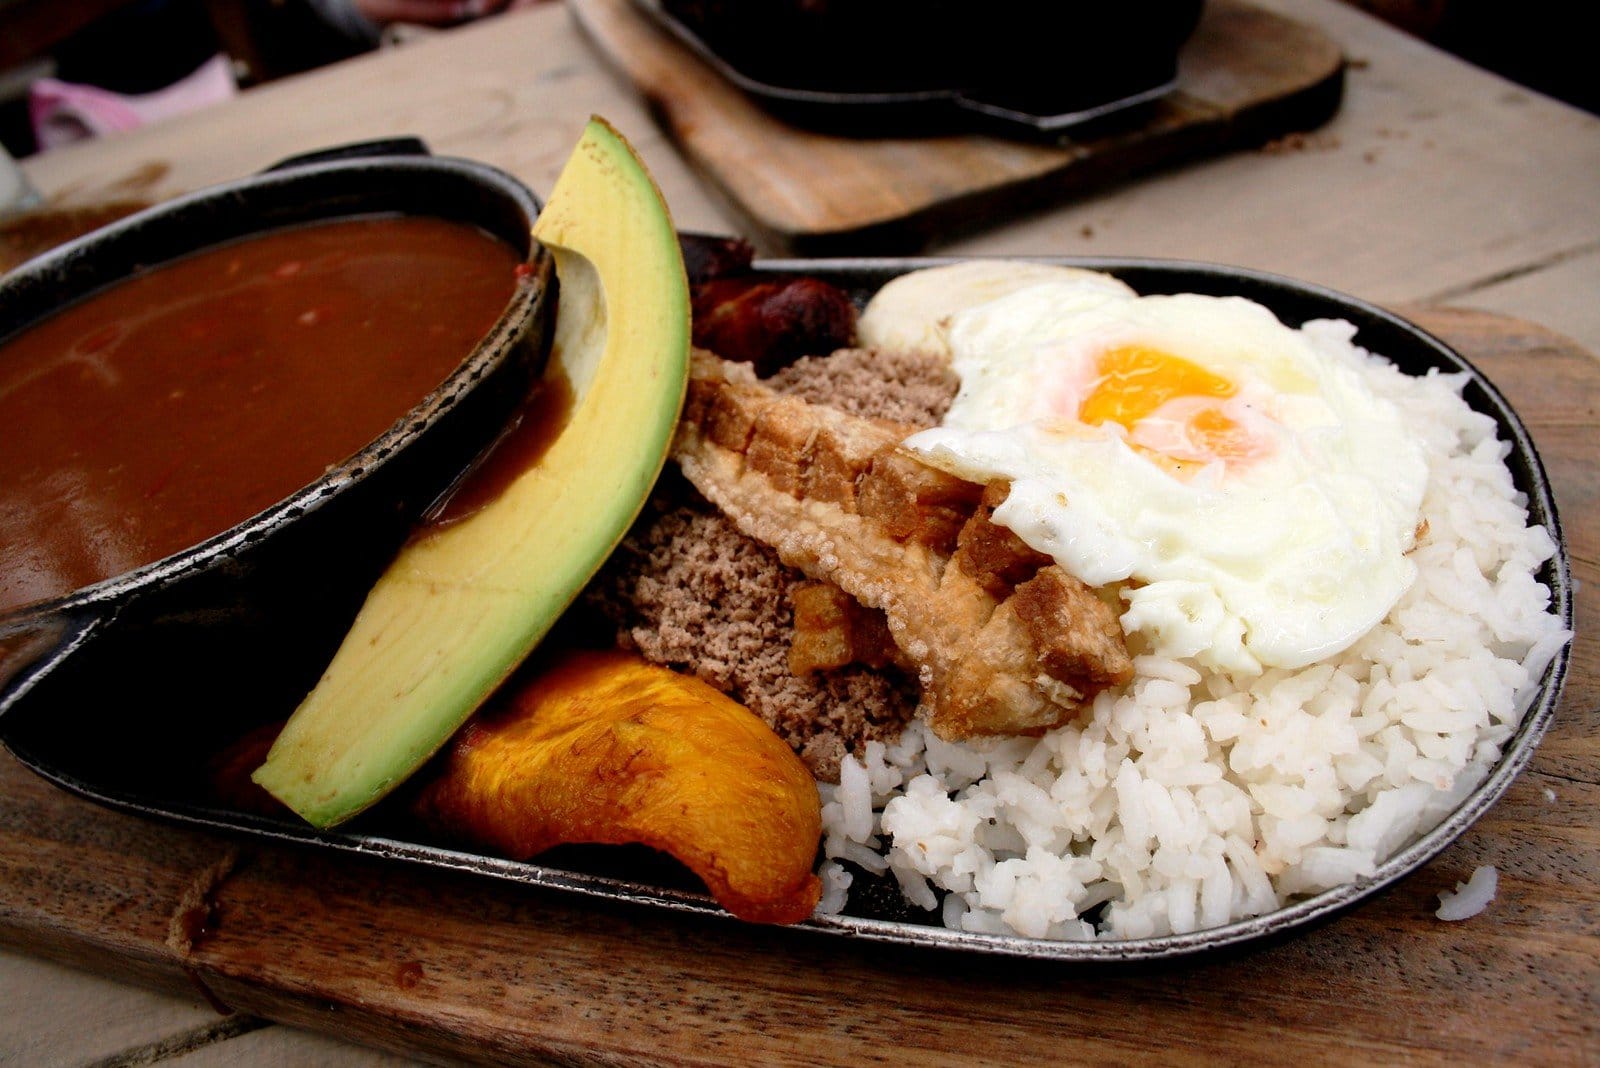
xmin=0 ymin=258 xmax=1573 ymax=963
xmin=631 ymin=0 xmax=1204 ymax=137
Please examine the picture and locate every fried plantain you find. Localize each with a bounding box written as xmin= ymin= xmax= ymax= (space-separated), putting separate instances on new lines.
xmin=414 ymin=649 xmax=823 ymax=924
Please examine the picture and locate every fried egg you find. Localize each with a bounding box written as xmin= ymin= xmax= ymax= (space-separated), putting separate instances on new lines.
xmin=889 ymin=276 xmax=1429 ymax=674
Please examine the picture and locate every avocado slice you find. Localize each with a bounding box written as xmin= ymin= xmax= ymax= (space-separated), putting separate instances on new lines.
xmin=253 ymin=118 xmax=691 ymax=827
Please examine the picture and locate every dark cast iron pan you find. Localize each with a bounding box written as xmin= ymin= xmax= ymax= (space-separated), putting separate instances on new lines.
xmin=0 ymin=143 xmax=555 ymax=787
xmin=635 ymin=0 xmax=1206 ymax=137
xmin=0 ymin=251 xmax=1572 ymax=963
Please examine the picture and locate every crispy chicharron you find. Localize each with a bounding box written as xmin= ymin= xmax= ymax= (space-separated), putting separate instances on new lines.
xmin=674 ymin=353 xmax=1132 ymax=740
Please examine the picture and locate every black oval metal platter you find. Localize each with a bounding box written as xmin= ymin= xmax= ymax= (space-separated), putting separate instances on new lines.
xmin=0 ymin=257 xmax=1572 ymax=963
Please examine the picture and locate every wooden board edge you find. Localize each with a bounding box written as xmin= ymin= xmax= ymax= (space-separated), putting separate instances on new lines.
xmin=569 ymin=0 xmax=1348 ymax=254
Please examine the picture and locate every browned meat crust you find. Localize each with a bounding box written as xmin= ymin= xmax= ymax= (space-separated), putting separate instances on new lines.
xmin=674 ymin=354 xmax=1133 ymax=741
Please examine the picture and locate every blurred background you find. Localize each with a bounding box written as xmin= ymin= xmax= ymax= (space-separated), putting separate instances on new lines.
xmin=0 ymin=0 xmax=546 ymax=159
xmin=0 ymin=0 xmax=1595 ymax=162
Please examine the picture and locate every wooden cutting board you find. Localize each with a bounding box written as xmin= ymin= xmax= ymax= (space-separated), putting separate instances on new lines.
xmin=0 ymin=306 xmax=1594 ymax=1065
xmin=570 ymin=0 xmax=1346 ymax=254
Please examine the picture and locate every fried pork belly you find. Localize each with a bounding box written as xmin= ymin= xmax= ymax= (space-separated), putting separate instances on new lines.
xmin=788 ymin=579 xmax=905 ymax=676
xmin=674 ymin=353 xmax=1133 ymax=740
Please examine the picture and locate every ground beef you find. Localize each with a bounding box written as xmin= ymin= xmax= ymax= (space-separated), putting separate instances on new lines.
xmin=764 ymin=346 xmax=958 ymax=426
xmin=589 ymin=347 xmax=958 ymax=781
xmin=592 ymin=491 xmax=917 ymax=781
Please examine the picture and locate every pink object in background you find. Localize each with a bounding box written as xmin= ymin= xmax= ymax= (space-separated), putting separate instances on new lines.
xmin=29 ymin=54 xmax=237 ymax=152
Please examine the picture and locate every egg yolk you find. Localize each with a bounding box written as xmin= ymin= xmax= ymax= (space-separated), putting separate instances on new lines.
xmin=1186 ymin=406 xmax=1255 ymax=461
xmin=1078 ymin=345 xmax=1263 ymax=473
xmin=1079 ymin=345 xmax=1235 ymax=427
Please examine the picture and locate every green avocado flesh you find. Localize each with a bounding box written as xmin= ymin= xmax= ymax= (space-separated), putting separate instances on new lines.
xmin=252 ymin=118 xmax=691 ymax=827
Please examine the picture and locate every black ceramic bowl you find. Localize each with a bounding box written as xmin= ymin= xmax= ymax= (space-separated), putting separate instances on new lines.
xmin=0 ymin=146 xmax=554 ymax=772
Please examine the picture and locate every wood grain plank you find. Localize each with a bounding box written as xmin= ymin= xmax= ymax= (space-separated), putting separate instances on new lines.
xmin=0 ymin=308 xmax=1593 ymax=1066
xmin=568 ymin=0 xmax=1344 ymax=254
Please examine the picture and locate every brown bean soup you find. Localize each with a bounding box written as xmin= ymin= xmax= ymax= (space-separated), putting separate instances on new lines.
xmin=0 ymin=214 xmax=522 ymax=614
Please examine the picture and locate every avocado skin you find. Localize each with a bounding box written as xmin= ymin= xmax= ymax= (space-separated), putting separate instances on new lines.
xmin=253 ymin=119 xmax=691 ymax=828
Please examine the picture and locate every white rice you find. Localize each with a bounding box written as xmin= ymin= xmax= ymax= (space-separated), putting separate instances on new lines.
xmin=1436 ymin=865 xmax=1498 ymax=921
xmin=815 ymin=319 xmax=1571 ymax=940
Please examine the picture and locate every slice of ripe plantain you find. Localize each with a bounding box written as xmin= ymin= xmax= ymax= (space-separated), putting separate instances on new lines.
xmin=414 ymin=650 xmax=824 ymax=925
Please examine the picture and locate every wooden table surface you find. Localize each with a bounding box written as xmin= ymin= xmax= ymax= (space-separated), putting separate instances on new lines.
xmin=4 ymin=0 xmax=1597 ymax=1063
